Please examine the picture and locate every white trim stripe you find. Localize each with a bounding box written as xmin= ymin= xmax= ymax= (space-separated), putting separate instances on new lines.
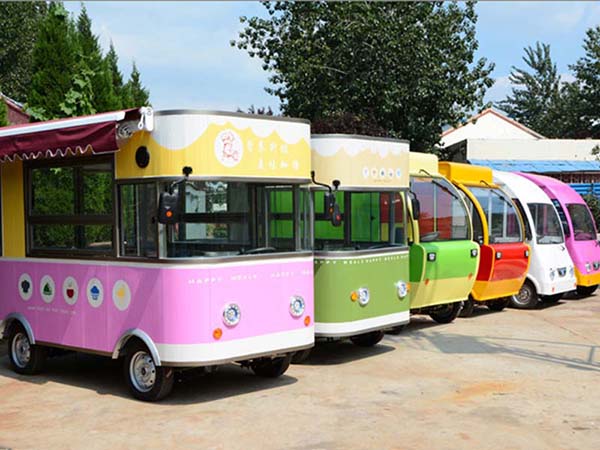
xmin=156 ymin=326 xmax=314 ymax=365
xmin=315 ymin=311 xmax=409 ymax=337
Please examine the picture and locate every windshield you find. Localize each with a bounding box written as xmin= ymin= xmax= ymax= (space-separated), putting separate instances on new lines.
xmin=410 ymin=176 xmax=470 ymax=242
xmin=314 ymin=191 xmax=407 ymax=251
xmin=528 ymin=203 xmax=564 ymax=245
xmin=164 ymin=181 xmax=311 ymax=257
xmin=470 ymin=187 xmax=522 ymax=244
xmin=567 ymin=203 xmax=597 ymax=241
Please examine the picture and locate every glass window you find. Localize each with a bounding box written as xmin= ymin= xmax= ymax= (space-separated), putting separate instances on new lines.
xmin=27 ymin=158 xmax=114 ymax=255
xmin=567 ymin=203 xmax=596 ymax=241
xmin=458 ymin=189 xmax=484 ymax=245
xmin=313 ymin=191 xmax=406 ymax=251
xmin=528 ymin=203 xmax=564 ymax=244
xmin=470 ymin=187 xmax=522 ymax=244
xmin=165 ymin=181 xmax=310 ymax=258
xmin=120 ymin=183 xmax=158 ymax=257
xmin=551 ymin=199 xmax=570 ymax=237
xmin=410 ymin=176 xmax=470 ymax=242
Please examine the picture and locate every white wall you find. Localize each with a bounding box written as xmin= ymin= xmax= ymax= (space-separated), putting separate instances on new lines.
xmin=466 ymin=139 xmax=600 ymax=161
xmin=441 ymin=112 xmax=539 ymax=147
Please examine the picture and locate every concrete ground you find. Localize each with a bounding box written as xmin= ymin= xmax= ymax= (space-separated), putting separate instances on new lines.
xmin=1 ymin=294 xmax=600 ymax=450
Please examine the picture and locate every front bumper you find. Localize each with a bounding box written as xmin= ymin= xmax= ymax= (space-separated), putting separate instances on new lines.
xmin=156 ymin=326 xmax=314 ymax=367
xmin=315 ymin=310 xmax=409 ymax=338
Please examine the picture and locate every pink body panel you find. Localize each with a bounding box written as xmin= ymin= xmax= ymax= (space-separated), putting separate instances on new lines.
xmin=0 ymin=257 xmax=314 ymax=354
xmin=518 ymin=173 xmax=600 ymax=276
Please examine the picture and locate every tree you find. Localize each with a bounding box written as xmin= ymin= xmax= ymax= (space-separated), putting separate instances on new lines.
xmin=27 ymin=3 xmax=79 ymax=120
xmin=123 ymin=62 xmax=150 ymax=108
xmin=76 ymin=5 xmax=114 ymax=112
xmin=0 ymin=3 xmax=47 ymax=102
xmin=569 ymin=26 xmax=600 ymax=139
xmin=104 ymin=42 xmax=125 ymax=109
xmin=496 ymin=42 xmax=560 ymax=136
xmin=232 ymin=1 xmax=494 ymax=151
xmin=0 ymin=93 xmax=8 ymax=127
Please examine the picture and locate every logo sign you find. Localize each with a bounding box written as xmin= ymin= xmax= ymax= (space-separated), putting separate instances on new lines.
xmin=87 ymin=278 xmax=104 ymax=308
xmin=62 ymin=277 xmax=79 ymax=306
xmin=214 ymin=129 xmax=243 ymax=167
xmin=40 ymin=275 xmax=55 ymax=304
xmin=112 ymin=280 xmax=131 ymax=311
xmin=18 ymin=273 xmax=33 ymax=301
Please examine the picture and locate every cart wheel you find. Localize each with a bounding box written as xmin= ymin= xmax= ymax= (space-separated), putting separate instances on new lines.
xmin=459 ymin=299 xmax=475 ymax=317
xmin=543 ymin=293 xmax=563 ymax=303
xmin=7 ymin=324 xmax=46 ymax=375
xmin=124 ymin=342 xmax=174 ymax=402
xmin=387 ymin=324 xmax=406 ymax=335
xmin=251 ymin=354 xmax=292 ymax=378
xmin=350 ymin=330 xmax=385 ymax=347
xmin=429 ymin=301 xmax=462 ymax=324
xmin=291 ymin=348 xmax=313 ymax=364
xmin=576 ymin=285 xmax=598 ymax=297
xmin=487 ymin=297 xmax=510 ymax=311
xmin=510 ymin=280 xmax=538 ymax=309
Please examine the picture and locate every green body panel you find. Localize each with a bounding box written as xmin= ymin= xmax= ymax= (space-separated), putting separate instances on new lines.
xmin=409 ymin=240 xmax=479 ymax=308
xmin=314 ymin=250 xmax=410 ymax=323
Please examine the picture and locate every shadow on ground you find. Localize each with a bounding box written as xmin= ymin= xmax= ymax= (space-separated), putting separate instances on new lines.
xmin=0 ymin=348 xmax=298 ymax=404
xmin=294 ymin=341 xmax=395 ymax=366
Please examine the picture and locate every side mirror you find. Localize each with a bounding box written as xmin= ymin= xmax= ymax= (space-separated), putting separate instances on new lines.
xmin=323 ymin=192 xmax=336 ymax=219
xmin=158 ymin=191 xmax=181 ymax=224
xmin=411 ymin=197 xmax=421 ymax=221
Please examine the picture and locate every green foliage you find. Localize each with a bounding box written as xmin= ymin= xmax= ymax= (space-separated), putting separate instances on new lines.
xmin=27 ymin=3 xmax=79 ymax=120
xmin=123 ymin=62 xmax=150 ymax=108
xmin=104 ymin=42 xmax=125 ymax=110
xmin=232 ymin=1 xmax=494 ymax=151
xmin=59 ymin=67 xmax=97 ymax=117
xmin=496 ymin=42 xmax=560 ymax=137
xmin=0 ymin=3 xmax=47 ymax=102
xmin=569 ymin=26 xmax=600 ymax=139
xmin=0 ymin=93 xmax=8 ymax=127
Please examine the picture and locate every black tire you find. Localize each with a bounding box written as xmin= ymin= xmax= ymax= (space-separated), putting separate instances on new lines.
xmin=429 ymin=301 xmax=462 ymax=324
xmin=459 ymin=299 xmax=475 ymax=317
xmin=387 ymin=324 xmax=407 ymax=335
xmin=487 ymin=297 xmax=510 ymax=311
xmin=543 ymin=293 xmax=563 ymax=303
xmin=576 ymin=285 xmax=598 ymax=297
xmin=251 ymin=354 xmax=292 ymax=378
xmin=123 ymin=342 xmax=174 ymax=402
xmin=7 ymin=324 xmax=46 ymax=375
xmin=350 ymin=330 xmax=385 ymax=347
xmin=291 ymin=348 xmax=313 ymax=364
xmin=510 ymin=280 xmax=539 ymax=309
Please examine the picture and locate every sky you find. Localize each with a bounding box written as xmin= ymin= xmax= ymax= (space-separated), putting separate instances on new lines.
xmin=65 ymin=1 xmax=600 ymax=114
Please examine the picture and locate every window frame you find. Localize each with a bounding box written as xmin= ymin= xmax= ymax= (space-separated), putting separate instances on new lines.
xmin=24 ymin=154 xmax=117 ymax=259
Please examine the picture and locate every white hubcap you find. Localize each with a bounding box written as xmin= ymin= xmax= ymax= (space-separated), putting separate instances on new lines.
xmin=12 ymin=332 xmax=31 ymax=368
xmin=129 ymin=351 xmax=156 ymax=393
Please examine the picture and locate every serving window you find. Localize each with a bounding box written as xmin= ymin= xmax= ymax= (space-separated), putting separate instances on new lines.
xmin=25 ymin=156 xmax=115 ymax=257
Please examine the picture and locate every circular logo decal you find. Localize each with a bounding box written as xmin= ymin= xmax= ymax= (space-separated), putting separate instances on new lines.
xmin=62 ymin=277 xmax=79 ymax=305
xmin=18 ymin=273 xmax=33 ymax=301
xmin=40 ymin=275 xmax=55 ymax=304
xmin=379 ymin=168 xmax=386 ymax=178
xmin=396 ymin=168 xmax=402 ymax=179
xmin=214 ymin=129 xmax=243 ymax=167
xmin=112 ymin=280 xmax=131 ymax=311
xmin=362 ymin=166 xmax=370 ymax=178
xmin=388 ymin=168 xmax=394 ymax=179
xmin=87 ymin=278 xmax=104 ymax=308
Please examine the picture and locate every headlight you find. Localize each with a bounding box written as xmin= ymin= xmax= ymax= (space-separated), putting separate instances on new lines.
xmin=470 ymin=248 xmax=478 ymax=258
xmin=358 ymin=287 xmax=370 ymax=306
xmin=222 ymin=303 xmax=241 ymax=326
xmin=586 ymin=262 xmax=592 ymax=273
xmin=569 ymin=266 xmax=575 ymax=278
xmin=594 ymin=261 xmax=600 ymax=271
xmin=396 ymin=281 xmax=408 ymax=299
xmin=549 ymin=269 xmax=556 ymax=281
xmin=289 ymin=295 xmax=305 ymax=318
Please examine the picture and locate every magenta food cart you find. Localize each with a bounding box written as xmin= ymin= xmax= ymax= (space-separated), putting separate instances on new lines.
xmin=0 ymin=108 xmax=314 ymax=401
xmin=519 ymin=173 xmax=600 ymax=296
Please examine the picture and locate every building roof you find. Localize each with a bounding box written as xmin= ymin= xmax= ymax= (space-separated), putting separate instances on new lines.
xmin=469 ymin=159 xmax=600 ymax=173
xmin=441 ymin=108 xmax=545 ymax=147
xmin=1 ymin=93 xmax=30 ymax=125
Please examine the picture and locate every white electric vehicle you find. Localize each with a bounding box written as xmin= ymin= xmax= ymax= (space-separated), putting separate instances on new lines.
xmin=493 ymin=171 xmax=577 ymax=308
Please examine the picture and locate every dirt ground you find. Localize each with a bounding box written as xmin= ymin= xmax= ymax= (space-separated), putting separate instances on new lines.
xmin=1 ymin=294 xmax=600 ymax=450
